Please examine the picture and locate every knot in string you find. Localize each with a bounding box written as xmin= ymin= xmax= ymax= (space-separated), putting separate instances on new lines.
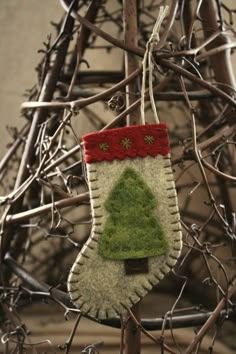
xmin=148 ymin=32 xmax=160 ymax=46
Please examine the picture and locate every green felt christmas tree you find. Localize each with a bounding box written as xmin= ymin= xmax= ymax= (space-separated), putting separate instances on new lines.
xmin=98 ymin=167 xmax=168 ymax=260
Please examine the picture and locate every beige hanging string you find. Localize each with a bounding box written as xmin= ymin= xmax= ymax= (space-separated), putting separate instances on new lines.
xmin=141 ymin=6 xmax=169 ymax=125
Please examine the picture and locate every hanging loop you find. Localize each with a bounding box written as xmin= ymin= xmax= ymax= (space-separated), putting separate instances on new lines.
xmin=141 ymin=6 xmax=169 ymax=125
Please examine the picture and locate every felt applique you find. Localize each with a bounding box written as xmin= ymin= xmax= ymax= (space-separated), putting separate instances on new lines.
xmin=67 ymin=124 xmax=182 ymax=319
xmin=98 ymin=167 xmax=168 ymax=260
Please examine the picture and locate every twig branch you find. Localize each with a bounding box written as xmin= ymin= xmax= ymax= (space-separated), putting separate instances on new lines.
xmin=185 ymin=281 xmax=236 ymax=354
xmin=0 ymin=193 xmax=89 ymax=226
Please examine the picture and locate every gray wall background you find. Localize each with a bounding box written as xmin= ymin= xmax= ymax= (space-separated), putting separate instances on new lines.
xmin=0 ymin=1 xmax=63 ymax=156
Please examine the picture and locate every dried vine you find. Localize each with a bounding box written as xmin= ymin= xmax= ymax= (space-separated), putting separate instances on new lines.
xmin=0 ymin=1 xmax=236 ymax=353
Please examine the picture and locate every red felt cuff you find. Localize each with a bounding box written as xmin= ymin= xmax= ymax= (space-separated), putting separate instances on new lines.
xmin=82 ymin=124 xmax=170 ymax=163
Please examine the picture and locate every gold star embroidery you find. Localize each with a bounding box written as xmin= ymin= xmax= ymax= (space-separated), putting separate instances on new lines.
xmin=120 ymin=137 xmax=132 ymax=149
xmin=99 ymin=142 xmax=109 ymax=151
xmin=144 ymin=135 xmax=155 ymax=144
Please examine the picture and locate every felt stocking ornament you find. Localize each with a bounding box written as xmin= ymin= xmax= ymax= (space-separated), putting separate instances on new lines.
xmin=68 ymin=6 xmax=182 ymax=319
xmin=67 ymin=124 xmax=182 ymax=319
